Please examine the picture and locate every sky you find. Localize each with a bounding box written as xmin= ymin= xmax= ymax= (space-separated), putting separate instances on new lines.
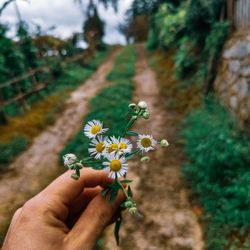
xmin=0 ymin=0 xmax=133 ymax=45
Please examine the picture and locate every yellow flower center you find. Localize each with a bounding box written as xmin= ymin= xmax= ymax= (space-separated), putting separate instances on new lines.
xmin=110 ymin=160 xmax=122 ymax=172
xmin=108 ymin=143 xmax=118 ymax=153
xmin=120 ymin=142 xmax=127 ymax=149
xmin=91 ymin=125 xmax=101 ymax=135
xmin=141 ymin=138 xmax=152 ymax=148
xmin=95 ymin=142 xmax=104 ymax=153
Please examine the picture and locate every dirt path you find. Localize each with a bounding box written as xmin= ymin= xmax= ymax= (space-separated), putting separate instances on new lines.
xmin=104 ymin=46 xmax=204 ymax=250
xmin=0 ymin=49 xmax=119 ymax=241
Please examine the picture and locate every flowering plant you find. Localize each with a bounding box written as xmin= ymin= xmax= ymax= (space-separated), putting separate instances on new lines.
xmin=63 ymin=101 xmax=169 ymax=244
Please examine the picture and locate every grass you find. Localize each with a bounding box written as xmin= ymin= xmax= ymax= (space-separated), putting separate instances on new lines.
xmin=106 ymin=46 xmax=136 ymax=81
xmin=0 ymin=49 xmax=111 ymax=169
xmin=181 ymin=97 xmax=250 ymax=250
xmin=60 ymin=45 xmax=136 ymax=165
xmin=149 ymin=49 xmax=202 ymax=118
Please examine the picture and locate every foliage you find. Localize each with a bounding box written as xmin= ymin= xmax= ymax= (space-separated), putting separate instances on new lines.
xmin=147 ymin=0 xmax=229 ymax=82
xmin=204 ymin=21 xmax=229 ymax=58
xmin=83 ymin=5 xmax=105 ymax=50
xmin=181 ymin=96 xmax=250 ymax=249
xmin=147 ymin=3 xmax=186 ymax=50
xmin=107 ymin=46 xmax=136 ymax=81
xmin=0 ymin=135 xmax=28 ymax=168
xmin=17 ymin=22 xmax=39 ymax=69
xmin=174 ymin=37 xmax=196 ymax=78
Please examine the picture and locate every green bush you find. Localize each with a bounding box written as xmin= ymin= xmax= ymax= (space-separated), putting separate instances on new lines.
xmin=147 ymin=0 xmax=229 ymax=82
xmin=204 ymin=21 xmax=229 ymax=58
xmin=0 ymin=136 xmax=29 ymax=168
xmin=106 ymin=46 xmax=136 ymax=80
xmin=148 ymin=3 xmax=187 ymax=50
xmin=181 ymin=97 xmax=250 ymax=249
xmin=174 ymin=37 xmax=196 ymax=79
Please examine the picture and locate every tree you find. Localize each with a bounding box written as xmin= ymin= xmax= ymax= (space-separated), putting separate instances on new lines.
xmin=17 ymin=22 xmax=38 ymax=69
xmin=83 ymin=3 xmax=105 ymax=52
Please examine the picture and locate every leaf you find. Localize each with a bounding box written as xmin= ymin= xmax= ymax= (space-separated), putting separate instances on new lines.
xmin=109 ymin=179 xmax=121 ymax=203
xmin=109 ymin=187 xmax=119 ymax=203
xmin=120 ymin=179 xmax=133 ymax=184
xmin=120 ymin=202 xmax=127 ymax=208
xmin=127 ymin=186 xmax=132 ymax=197
xmin=101 ymin=188 xmax=109 ymax=198
xmin=126 ymin=131 xmax=139 ymax=136
xmin=114 ymin=216 xmax=122 ymax=246
xmin=125 ymin=149 xmax=140 ymax=160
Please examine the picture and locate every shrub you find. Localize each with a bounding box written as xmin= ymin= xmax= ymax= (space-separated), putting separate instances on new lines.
xmin=156 ymin=3 xmax=186 ymax=49
xmin=182 ymin=96 xmax=250 ymax=249
xmin=0 ymin=136 xmax=29 ymax=169
xmin=174 ymin=37 xmax=197 ymax=79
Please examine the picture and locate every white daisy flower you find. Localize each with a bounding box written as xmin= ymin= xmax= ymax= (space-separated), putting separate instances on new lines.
xmin=88 ymin=136 xmax=106 ymax=159
xmin=103 ymin=153 xmax=128 ymax=179
xmin=84 ymin=120 xmax=108 ymax=139
xmin=137 ymin=134 xmax=157 ymax=153
xmin=118 ymin=137 xmax=133 ymax=154
xmin=104 ymin=136 xmax=120 ymax=155
xmin=63 ymin=154 xmax=77 ymax=167
xmin=104 ymin=137 xmax=132 ymax=156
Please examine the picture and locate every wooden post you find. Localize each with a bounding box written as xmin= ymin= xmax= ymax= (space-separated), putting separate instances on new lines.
xmin=0 ymin=91 xmax=7 ymax=125
xmin=227 ymin=0 xmax=235 ymax=27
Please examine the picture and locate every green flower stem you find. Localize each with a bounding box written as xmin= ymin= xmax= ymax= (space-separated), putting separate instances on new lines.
xmin=123 ymin=116 xmax=138 ymax=137
xmin=76 ymin=167 xmax=80 ymax=176
xmin=117 ymin=178 xmax=130 ymax=200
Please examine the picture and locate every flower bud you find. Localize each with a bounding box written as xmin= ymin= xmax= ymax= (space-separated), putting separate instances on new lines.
xmin=128 ymin=207 xmax=138 ymax=215
xmin=140 ymin=156 xmax=150 ymax=163
xmin=75 ymin=162 xmax=83 ymax=169
xmin=124 ymin=200 xmax=134 ymax=208
xmin=159 ymin=139 xmax=169 ymax=148
xmin=63 ymin=153 xmax=77 ymax=167
xmin=143 ymin=111 xmax=150 ymax=119
xmin=129 ymin=103 xmax=137 ymax=110
xmin=138 ymin=101 xmax=147 ymax=110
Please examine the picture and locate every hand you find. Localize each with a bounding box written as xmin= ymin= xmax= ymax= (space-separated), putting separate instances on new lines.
xmin=2 ymin=168 xmax=125 ymax=250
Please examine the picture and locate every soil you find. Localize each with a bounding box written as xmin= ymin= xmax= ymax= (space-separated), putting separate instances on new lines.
xmin=103 ymin=45 xmax=204 ymax=250
xmin=0 ymin=49 xmax=120 ymax=243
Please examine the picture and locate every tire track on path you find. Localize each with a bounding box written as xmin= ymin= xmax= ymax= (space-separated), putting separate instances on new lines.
xmin=104 ymin=45 xmax=204 ymax=250
xmin=0 ymin=49 xmax=120 ymax=241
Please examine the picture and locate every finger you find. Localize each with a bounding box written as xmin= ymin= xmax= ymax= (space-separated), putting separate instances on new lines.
xmin=41 ymin=168 xmax=113 ymax=205
xmin=68 ymin=187 xmax=102 ymax=215
xmin=67 ymin=190 xmax=126 ymax=249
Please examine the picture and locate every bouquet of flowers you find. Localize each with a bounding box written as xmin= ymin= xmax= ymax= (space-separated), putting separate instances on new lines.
xmin=63 ymin=101 xmax=169 ymax=244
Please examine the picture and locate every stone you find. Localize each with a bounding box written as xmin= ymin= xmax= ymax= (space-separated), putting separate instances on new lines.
xmin=224 ymin=71 xmax=237 ymax=86
xmin=221 ymin=61 xmax=228 ymax=73
xmin=229 ymin=60 xmax=241 ymax=73
xmin=231 ymin=82 xmax=240 ymax=93
xmin=240 ymin=66 xmax=250 ymax=77
xmin=239 ymin=79 xmax=249 ymax=99
xmin=230 ymin=96 xmax=238 ymax=110
xmin=223 ymin=41 xmax=250 ymax=59
xmin=239 ymin=107 xmax=249 ymax=121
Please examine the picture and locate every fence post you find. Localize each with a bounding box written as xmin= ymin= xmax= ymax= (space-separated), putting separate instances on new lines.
xmin=0 ymin=92 xmax=7 ymax=125
xmin=227 ymin=0 xmax=235 ymax=27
